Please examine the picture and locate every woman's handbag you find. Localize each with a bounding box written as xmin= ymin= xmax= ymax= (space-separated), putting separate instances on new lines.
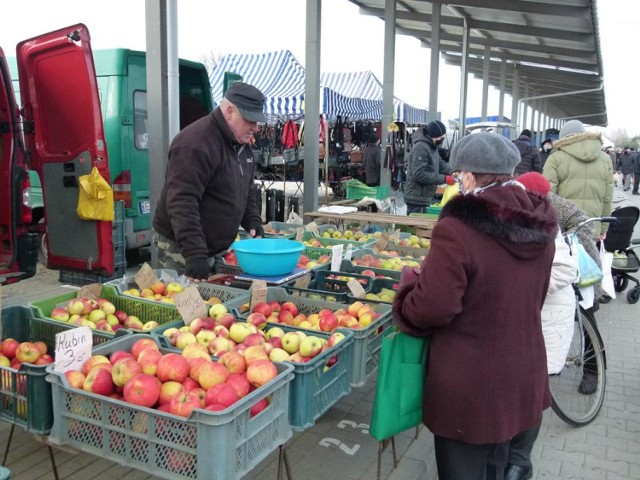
xmin=370 ymin=329 xmax=429 ymax=441
xmin=572 ymin=234 xmax=603 ymax=288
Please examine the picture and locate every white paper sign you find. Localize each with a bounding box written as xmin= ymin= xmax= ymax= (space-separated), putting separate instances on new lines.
xmin=54 ymin=327 xmax=93 ymax=373
xmin=331 ymin=244 xmax=344 ymax=272
xmin=344 ymin=244 xmax=353 ymax=261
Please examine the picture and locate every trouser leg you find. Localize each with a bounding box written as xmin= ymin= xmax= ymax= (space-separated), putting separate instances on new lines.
xmin=633 ymin=173 xmax=640 ymax=193
xmin=507 ymin=424 xmax=541 ymax=467
xmin=406 ymin=203 xmax=426 ymax=215
xmin=434 ymin=435 xmax=509 ymax=480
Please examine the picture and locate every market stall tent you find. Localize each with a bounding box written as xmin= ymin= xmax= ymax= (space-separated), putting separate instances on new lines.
xmin=209 ymin=50 xmax=384 ymax=121
xmin=320 ymin=70 xmax=429 ymax=125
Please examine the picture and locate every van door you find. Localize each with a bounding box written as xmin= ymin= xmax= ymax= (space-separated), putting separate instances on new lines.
xmin=17 ymin=24 xmax=114 ymax=274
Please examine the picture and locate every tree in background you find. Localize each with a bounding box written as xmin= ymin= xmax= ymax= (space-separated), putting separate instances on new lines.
xmin=608 ymin=128 xmax=640 ymax=149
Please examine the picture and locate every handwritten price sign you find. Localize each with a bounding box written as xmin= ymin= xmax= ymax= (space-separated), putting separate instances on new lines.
xmin=174 ymin=286 xmax=209 ymax=324
xmin=54 ymin=327 xmax=93 ymax=373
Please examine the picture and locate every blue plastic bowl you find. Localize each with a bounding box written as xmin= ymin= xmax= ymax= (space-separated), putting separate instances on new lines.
xmin=231 ymin=238 xmax=304 ymax=277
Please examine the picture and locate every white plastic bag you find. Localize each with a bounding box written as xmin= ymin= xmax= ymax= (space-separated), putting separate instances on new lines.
xmin=600 ymin=242 xmax=616 ymax=299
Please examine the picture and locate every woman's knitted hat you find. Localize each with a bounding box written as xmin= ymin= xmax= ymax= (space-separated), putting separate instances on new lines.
xmin=450 ymin=132 xmax=520 ymax=175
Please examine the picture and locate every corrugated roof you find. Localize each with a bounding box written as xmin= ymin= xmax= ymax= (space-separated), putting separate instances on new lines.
xmin=348 ymin=0 xmax=607 ymax=126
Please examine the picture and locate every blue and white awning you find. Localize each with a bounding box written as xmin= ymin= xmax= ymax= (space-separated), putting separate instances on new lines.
xmin=320 ymin=71 xmax=429 ymax=125
xmin=209 ymin=50 xmax=384 ymax=121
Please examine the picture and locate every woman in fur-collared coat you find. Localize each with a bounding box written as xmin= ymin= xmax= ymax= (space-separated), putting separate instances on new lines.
xmin=393 ymin=133 xmax=557 ymax=480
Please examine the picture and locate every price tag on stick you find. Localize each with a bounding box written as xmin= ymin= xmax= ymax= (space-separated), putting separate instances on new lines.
xmin=134 ymin=262 xmax=160 ymax=290
xmin=296 ymin=227 xmax=305 ymax=242
xmin=54 ymin=327 xmax=93 ymax=374
xmin=331 ymin=244 xmax=344 ymax=272
xmin=77 ymin=283 xmax=102 ymax=300
xmin=174 ymin=286 xmax=209 ymax=325
xmin=250 ymin=280 xmax=268 ymax=311
xmin=306 ymin=222 xmax=319 ymax=236
xmin=373 ymin=232 xmax=389 ymax=253
xmin=347 ymin=279 xmax=367 ymax=299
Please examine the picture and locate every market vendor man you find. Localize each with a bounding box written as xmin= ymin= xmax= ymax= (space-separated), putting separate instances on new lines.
xmin=404 ymin=120 xmax=454 ymax=214
xmin=153 ymin=82 xmax=265 ymax=281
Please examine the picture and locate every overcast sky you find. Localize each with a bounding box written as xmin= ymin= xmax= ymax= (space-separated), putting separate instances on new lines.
xmin=1 ymin=0 xmax=637 ymax=136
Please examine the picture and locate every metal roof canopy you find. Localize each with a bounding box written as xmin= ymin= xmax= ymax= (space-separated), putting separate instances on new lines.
xmin=348 ymin=0 xmax=607 ymax=127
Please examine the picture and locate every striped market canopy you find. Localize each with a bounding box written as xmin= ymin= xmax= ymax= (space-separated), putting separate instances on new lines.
xmin=209 ymin=50 xmax=384 ymax=120
xmin=320 ymin=70 xmax=429 ymax=125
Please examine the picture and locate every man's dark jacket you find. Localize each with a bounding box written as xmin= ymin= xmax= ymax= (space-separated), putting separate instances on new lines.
xmin=153 ymin=108 xmax=262 ymax=262
xmin=513 ymin=134 xmax=542 ymax=175
xmin=404 ymin=129 xmax=450 ymax=206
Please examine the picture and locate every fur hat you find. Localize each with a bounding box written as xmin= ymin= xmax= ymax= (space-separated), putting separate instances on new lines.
xmin=425 ymin=120 xmax=446 ymax=138
xmin=450 ymin=132 xmax=520 ymax=175
xmin=517 ymin=172 xmax=551 ymax=196
xmin=559 ymin=120 xmax=585 ymax=139
xmin=520 ymin=129 xmax=532 ymax=139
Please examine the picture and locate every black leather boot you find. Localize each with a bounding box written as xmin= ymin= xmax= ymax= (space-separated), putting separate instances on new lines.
xmin=504 ymin=464 xmax=533 ymax=480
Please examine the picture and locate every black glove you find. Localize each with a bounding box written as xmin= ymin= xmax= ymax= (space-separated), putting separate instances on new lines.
xmin=184 ymin=257 xmax=210 ymax=280
xmin=249 ymin=223 xmax=264 ymax=238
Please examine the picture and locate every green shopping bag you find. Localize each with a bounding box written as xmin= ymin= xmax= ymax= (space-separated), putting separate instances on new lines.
xmin=370 ymin=329 xmax=429 ymax=441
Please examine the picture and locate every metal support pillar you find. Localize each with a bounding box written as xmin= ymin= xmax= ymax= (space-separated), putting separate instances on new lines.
xmin=381 ymin=0 xmax=396 ymax=188
xmin=481 ymin=45 xmax=491 ymax=121
xmin=458 ymin=18 xmax=470 ymax=138
xmin=510 ymin=65 xmax=519 ymax=140
xmin=498 ymin=59 xmax=506 ymax=122
xmin=303 ymin=0 xmax=322 ymax=215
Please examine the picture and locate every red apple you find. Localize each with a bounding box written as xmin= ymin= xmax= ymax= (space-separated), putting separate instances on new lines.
xmin=219 ymin=351 xmax=246 ymax=375
xmin=81 ymin=355 xmax=111 ymax=376
xmin=246 ymin=313 xmax=267 ymax=331
xmin=250 ymin=398 xmax=270 ymax=417
xmin=319 ymin=313 xmax=339 ymax=332
xmin=182 ymin=377 xmax=200 ymax=392
xmin=123 ymin=374 xmax=161 ymax=407
xmin=50 ymin=307 xmax=70 ymax=322
xmin=188 ymin=357 xmax=212 ymax=383
xmin=112 ymin=357 xmax=143 ymax=388
xmin=226 ymin=373 xmax=251 ymax=398
xmin=198 ymin=362 xmax=229 ymax=390
xmin=277 ymin=310 xmax=294 ymax=325
xmin=34 ymin=353 xmax=54 ymax=365
xmin=137 ymin=349 xmax=163 ymax=376
xmin=267 ymin=301 xmax=281 ymax=313
xmin=159 ymin=381 xmax=186 ymax=405
xmin=130 ymin=338 xmax=161 ymax=360
xmin=246 ymin=359 xmax=278 ymax=387
xmin=110 ymin=351 xmax=135 ymax=365
xmin=169 ymin=391 xmax=202 ymax=417
xmin=204 ymin=383 xmax=239 ymax=408
xmin=64 ymin=370 xmax=86 ymax=389
xmin=252 ymin=302 xmax=272 ymax=318
xmin=280 ymin=301 xmax=299 ymax=317
xmin=15 ymin=342 xmax=41 ymax=364
xmin=243 ymin=333 xmax=265 ymax=347
xmin=156 ymin=353 xmax=190 ymax=383
xmin=0 ymin=338 xmax=19 ymax=359
xmin=243 ymin=345 xmax=269 ymax=365
xmin=83 ymin=367 xmax=115 ymax=396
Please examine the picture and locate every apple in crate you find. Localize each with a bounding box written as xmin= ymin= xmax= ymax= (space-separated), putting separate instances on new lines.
xmin=64 ymin=370 xmax=86 ymax=389
xmin=299 ymin=336 xmax=323 ymax=358
xmin=15 ymin=342 xmax=42 ymax=364
xmin=138 ymin=349 xmax=163 ymax=376
xmin=175 ymin=332 xmax=197 ymax=350
xmin=218 ymin=352 xmax=246 ymax=375
xmin=198 ymin=362 xmax=229 ymax=390
xmin=50 ymin=307 xmax=70 ymax=322
xmin=269 ymin=348 xmax=290 ymax=362
xmin=195 ymin=329 xmax=216 ymax=348
xmin=35 ymin=354 xmax=54 ymax=365
xmin=205 ymin=383 xmax=239 ymax=408
xmin=280 ymin=301 xmax=299 ymax=317
xmin=156 ymin=353 xmax=190 ymax=383
xmin=0 ymin=355 xmax=10 ymax=367
xmin=250 ymin=397 xmax=270 ymax=417
xmin=247 ymin=312 xmax=267 ymax=330
xmin=169 ymin=391 xmax=202 ymax=417
xmin=208 ymin=303 xmax=228 ymax=320
xmin=159 ymin=380 xmax=186 ymax=406
xmin=328 ymin=332 xmax=346 ymax=347
xmin=281 ymin=332 xmax=301 ymax=354
xmin=216 ymin=313 xmax=236 ymax=330
xmin=130 ymin=338 xmax=161 ymax=360
xmin=252 ymin=302 xmax=272 ymax=317
xmin=112 ymin=357 xmax=142 ymax=388
xmin=243 ymin=345 xmax=269 ymax=365
xmin=83 ymin=367 xmax=114 ymax=396
xmin=182 ymin=343 xmax=210 ymax=361
xmin=81 ymin=355 xmax=110 ymax=376
xmin=123 ymin=373 xmax=161 ymax=407
xmin=1 ymin=338 xmax=19 ymax=359
xmin=226 ymin=373 xmax=251 ymax=398
xmin=229 ymin=323 xmax=253 ymax=344
xmin=189 ymin=317 xmax=215 ymax=335
xmin=166 ymin=282 xmax=183 ymax=295
xmin=246 ymin=359 xmax=278 ymax=387
xmin=188 ymin=358 xmax=211 ymax=383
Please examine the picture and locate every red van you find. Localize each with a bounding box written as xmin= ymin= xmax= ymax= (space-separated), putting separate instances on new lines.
xmin=1 ymin=24 xmax=114 ymax=285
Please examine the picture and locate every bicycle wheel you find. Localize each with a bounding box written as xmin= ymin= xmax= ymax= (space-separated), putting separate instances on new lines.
xmin=549 ymin=308 xmax=606 ymax=427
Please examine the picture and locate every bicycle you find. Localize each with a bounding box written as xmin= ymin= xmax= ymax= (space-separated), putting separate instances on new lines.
xmin=548 ymin=216 xmax=615 ymax=427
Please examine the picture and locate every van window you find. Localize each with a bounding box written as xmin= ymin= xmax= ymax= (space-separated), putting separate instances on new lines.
xmin=133 ymin=90 xmax=149 ymax=150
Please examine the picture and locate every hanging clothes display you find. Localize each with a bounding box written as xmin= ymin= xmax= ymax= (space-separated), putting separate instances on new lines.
xmin=282 ymin=120 xmax=299 ymax=149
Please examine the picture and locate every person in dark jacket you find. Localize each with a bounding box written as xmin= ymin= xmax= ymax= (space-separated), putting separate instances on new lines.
xmin=393 ymin=132 xmax=556 ymax=480
xmin=513 ymin=129 xmax=542 ymax=175
xmin=539 ymin=138 xmax=553 ymax=168
xmin=616 ymin=147 xmax=636 ymax=191
xmin=633 ymin=148 xmax=640 ymax=195
xmin=362 ymin=133 xmax=381 ymax=186
xmin=404 ymin=120 xmax=453 ymax=214
xmin=153 ymin=82 xmax=265 ymax=281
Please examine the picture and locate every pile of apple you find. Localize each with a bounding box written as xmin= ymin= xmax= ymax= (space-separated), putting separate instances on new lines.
xmin=50 ymin=297 xmax=159 ymax=333
xmin=0 ymin=337 xmax=54 ymax=369
xmin=122 ymin=280 xmax=183 ymax=303
xmin=247 ymin=300 xmax=380 ymax=332
xmin=319 ymin=228 xmax=378 ymax=242
xmin=265 ymin=326 xmax=345 ymax=366
xmin=390 ymin=235 xmax=431 ymax=249
xmin=353 ymin=253 xmax=422 ymax=271
xmin=64 ymin=337 xmax=279 ymax=418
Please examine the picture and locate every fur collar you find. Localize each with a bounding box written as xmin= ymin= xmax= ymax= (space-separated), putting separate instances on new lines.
xmin=553 ymin=131 xmax=602 ymax=150
xmin=440 ymin=186 xmax=558 ymax=245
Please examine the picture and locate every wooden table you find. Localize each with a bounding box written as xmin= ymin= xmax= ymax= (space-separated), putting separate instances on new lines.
xmin=305 ymin=210 xmax=438 ymax=237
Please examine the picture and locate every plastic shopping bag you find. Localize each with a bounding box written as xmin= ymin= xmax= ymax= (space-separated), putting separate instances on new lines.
xmin=370 ymin=329 xmax=429 ymax=441
xmin=600 ymin=242 xmax=616 ymax=299
xmin=440 ymin=183 xmax=459 ymax=207
xmin=572 ymin=234 xmax=603 ymax=288
xmin=77 ymin=167 xmax=114 ymax=221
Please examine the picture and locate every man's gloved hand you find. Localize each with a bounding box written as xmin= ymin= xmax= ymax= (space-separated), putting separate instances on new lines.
xmin=185 ymin=257 xmax=210 ymax=281
xmin=445 ymin=175 xmax=455 ymax=186
xmin=249 ymin=223 xmax=264 ymax=238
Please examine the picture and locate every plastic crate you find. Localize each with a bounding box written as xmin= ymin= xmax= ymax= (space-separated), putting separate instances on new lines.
xmin=345 ymin=185 xmax=389 ymax=200
xmin=347 ymin=277 xmax=399 ymax=305
xmin=46 ymin=334 xmax=294 ymax=480
xmin=59 ymin=260 xmax=127 ymax=286
xmin=427 ymin=205 xmax=442 ymax=215
xmin=264 ymin=221 xmax=301 ymax=239
xmin=106 ymin=269 xmax=182 ymax=294
xmin=228 ymin=288 xmax=393 ymax=388
xmin=312 ymin=270 xmax=373 ymax=297
xmin=303 ymin=231 xmax=375 ymax=246
xmin=276 ymin=326 xmax=354 ymax=431
xmin=30 ymin=285 xmax=181 ymax=337
xmin=339 ymin=259 xmax=402 ymax=280
xmin=213 ymin=253 xmax=243 ymax=276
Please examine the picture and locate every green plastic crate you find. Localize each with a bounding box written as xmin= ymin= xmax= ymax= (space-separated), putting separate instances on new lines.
xmin=347 ymin=277 xmax=399 ymax=305
xmin=0 ymin=306 xmax=128 ymax=434
xmin=339 ymin=259 xmax=402 ymax=280
xmin=345 ymin=185 xmax=389 ymax=200
xmin=30 ymin=285 xmax=181 ymax=337
xmin=46 ymin=334 xmax=294 ymax=480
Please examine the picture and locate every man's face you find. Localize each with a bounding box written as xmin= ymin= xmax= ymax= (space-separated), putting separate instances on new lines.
xmin=225 ymin=104 xmax=259 ymax=144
